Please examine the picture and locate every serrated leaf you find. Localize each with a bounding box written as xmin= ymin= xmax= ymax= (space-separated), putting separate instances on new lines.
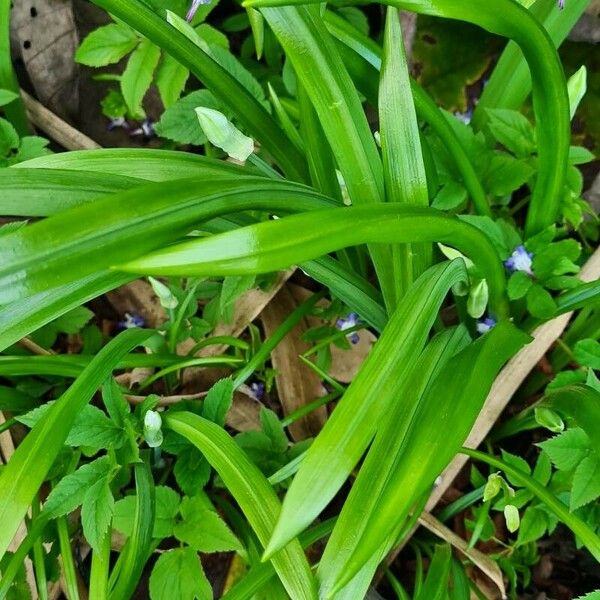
xmin=484 ymin=153 xmax=534 ymax=197
xmin=113 ymin=486 xmax=180 ymax=539
xmin=526 ymin=284 xmax=557 ymax=320
xmin=149 ymin=547 xmax=211 ymax=600
xmin=43 ymin=457 xmax=112 ymax=519
xmin=260 ymin=407 xmax=288 ymax=454
xmin=0 ymin=119 xmax=20 ymax=155
xmin=174 ymin=446 xmax=211 ymax=494
xmin=51 ymin=306 xmax=94 ymax=334
xmin=173 ymin=508 xmax=243 ymax=553
xmin=485 ymin=108 xmax=535 ymax=157
xmin=538 ymin=428 xmax=590 ymax=471
xmin=76 ymin=23 xmax=140 ymax=67
xmin=202 ymin=377 xmax=234 ymax=427
xmin=571 ymin=454 xmax=600 ymax=511
xmin=121 ymin=38 xmax=161 ymax=118
xmin=155 ymin=53 xmax=189 ymax=108
xmin=81 ymin=475 xmax=114 ymax=552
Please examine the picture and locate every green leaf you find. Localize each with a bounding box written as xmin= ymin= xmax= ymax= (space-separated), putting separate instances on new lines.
xmin=574 ymin=339 xmax=600 ymax=369
xmin=154 ymin=90 xmax=219 ymax=145
xmin=263 ymin=261 xmax=469 ymax=558
xmin=165 ymin=412 xmax=317 ymax=599
xmin=174 ymin=508 xmax=242 ymax=553
xmin=155 ymin=53 xmax=189 ymax=108
xmin=0 ymin=89 xmax=18 ymax=107
xmin=568 ymin=145 xmax=596 ymax=165
xmin=121 ymin=205 xmax=508 ymax=318
xmin=220 ymin=275 xmax=256 ymax=317
xmin=415 ymin=544 xmax=452 ymax=600
xmin=43 ymin=457 xmax=112 ymax=519
xmin=149 ymin=547 xmax=211 ymax=600
xmin=483 ymin=153 xmax=534 ymax=197
xmin=18 ymin=403 xmax=124 ymax=451
xmin=202 ymin=377 xmax=234 ymax=427
xmin=109 ymin=462 xmax=155 ymax=599
xmin=0 ymin=328 xmax=150 ymax=560
xmin=538 ymin=428 xmax=590 ymax=471
xmin=81 ymin=475 xmax=115 ymax=552
xmin=113 ymin=486 xmax=180 ymax=539
xmin=534 ymin=407 xmax=564 ymax=433
xmin=195 ymin=107 xmax=254 ymax=160
xmin=260 ymin=407 xmax=288 ymax=454
xmin=526 ymin=284 xmax=557 ymax=320
xmin=174 ymin=446 xmax=211 ymax=494
xmin=0 ymin=118 xmax=19 ymax=155
xmin=76 ymin=23 xmax=139 ymax=67
xmin=485 ymin=108 xmax=535 ymax=157
xmin=571 ymin=454 xmax=600 ymax=511
xmin=567 ymin=65 xmax=587 ymax=120
xmin=507 ymin=271 xmax=532 ymax=300
xmin=121 ymin=38 xmax=161 ymax=117
xmin=52 ymin=306 xmax=94 ymax=333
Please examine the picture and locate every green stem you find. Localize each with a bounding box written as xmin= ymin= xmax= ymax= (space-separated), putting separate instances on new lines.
xmin=56 ymin=517 xmax=80 ymax=600
xmin=0 ymin=0 xmax=29 ymax=134
xmin=462 ymin=447 xmax=600 ymax=561
xmin=280 ymin=391 xmax=340 ymax=427
xmin=31 ymin=498 xmax=48 ymax=600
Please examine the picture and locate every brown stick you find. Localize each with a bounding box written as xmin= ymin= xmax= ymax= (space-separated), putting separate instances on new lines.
xmin=21 ymin=89 xmax=100 ymax=151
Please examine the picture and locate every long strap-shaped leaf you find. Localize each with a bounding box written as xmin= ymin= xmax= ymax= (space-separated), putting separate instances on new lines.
xmin=380 ymin=7 xmax=430 ymax=301
xmin=164 ymin=412 xmax=317 ymax=599
xmin=322 ymin=321 xmax=531 ymax=595
xmin=120 ymin=205 xmax=508 ymax=317
xmin=260 ymin=6 xmax=398 ymax=310
xmin=14 ymin=148 xmax=257 ymax=181
xmin=323 ymin=10 xmax=491 ymax=218
xmin=246 ymin=0 xmax=569 ymax=236
xmin=317 ymin=326 xmax=470 ymax=597
xmin=0 ymin=328 xmax=151 ymax=560
xmin=0 ymin=177 xmax=336 ymax=304
xmin=88 ymin=0 xmax=307 ymax=182
xmin=258 ymin=261 xmax=471 ymax=555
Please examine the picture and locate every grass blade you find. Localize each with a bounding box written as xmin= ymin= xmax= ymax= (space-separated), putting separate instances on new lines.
xmin=165 ymin=412 xmax=317 ymax=599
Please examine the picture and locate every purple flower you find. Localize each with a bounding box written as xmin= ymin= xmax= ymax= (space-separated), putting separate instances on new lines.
xmin=558 ymin=0 xmax=564 ymax=9
xmin=130 ymin=118 xmax=155 ymax=139
xmin=504 ymin=245 xmax=533 ymax=276
xmin=108 ymin=117 xmax=129 ymax=131
xmin=186 ymin=0 xmax=211 ymax=22
xmin=336 ymin=312 xmax=360 ymax=345
xmin=476 ymin=317 xmax=496 ymax=335
xmin=250 ymin=382 xmax=265 ymax=400
xmin=118 ymin=312 xmax=145 ymax=329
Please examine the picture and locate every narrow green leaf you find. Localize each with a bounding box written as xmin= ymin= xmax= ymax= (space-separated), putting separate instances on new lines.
xmin=109 ymin=462 xmax=155 ymax=600
xmin=122 ymin=205 xmax=508 ymax=317
xmin=0 ymin=328 xmax=150 ymax=560
xmin=379 ymin=7 xmax=430 ymax=299
xmin=165 ymin=412 xmax=317 ymax=599
xmin=415 ymin=545 xmax=452 ymax=600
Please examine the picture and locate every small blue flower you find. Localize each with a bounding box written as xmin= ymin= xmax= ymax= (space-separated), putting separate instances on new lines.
xmin=186 ymin=0 xmax=211 ymax=22
xmin=336 ymin=312 xmax=360 ymax=345
xmin=250 ymin=382 xmax=265 ymax=400
xmin=504 ymin=245 xmax=533 ymax=276
xmin=130 ymin=118 xmax=155 ymax=139
xmin=476 ymin=317 xmax=496 ymax=335
xmin=118 ymin=312 xmax=145 ymax=329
